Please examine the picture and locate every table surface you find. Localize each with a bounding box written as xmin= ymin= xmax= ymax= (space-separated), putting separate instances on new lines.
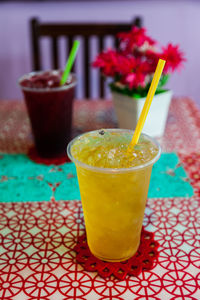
xmin=0 ymin=98 xmax=200 ymax=300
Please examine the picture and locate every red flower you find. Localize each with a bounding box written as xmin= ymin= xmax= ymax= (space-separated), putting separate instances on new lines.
xmin=92 ymin=49 xmax=118 ymax=76
xmin=124 ymin=71 xmax=146 ymax=89
xmin=123 ymin=60 xmax=148 ymax=89
xmin=92 ymin=27 xmax=185 ymax=92
xmin=118 ymin=26 xmax=156 ymax=52
xmin=145 ymin=50 xmax=160 ymax=71
xmin=160 ymin=43 xmax=185 ymax=73
xmin=115 ymin=55 xmax=136 ymax=75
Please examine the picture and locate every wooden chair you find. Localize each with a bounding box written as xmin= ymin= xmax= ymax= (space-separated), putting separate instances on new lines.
xmin=30 ymin=17 xmax=142 ymax=98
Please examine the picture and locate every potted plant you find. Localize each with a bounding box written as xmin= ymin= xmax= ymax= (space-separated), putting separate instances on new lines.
xmin=93 ymin=27 xmax=185 ymax=137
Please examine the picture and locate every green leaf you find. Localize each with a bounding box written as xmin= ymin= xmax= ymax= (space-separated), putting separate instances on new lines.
xmin=110 ymin=78 xmax=169 ymax=99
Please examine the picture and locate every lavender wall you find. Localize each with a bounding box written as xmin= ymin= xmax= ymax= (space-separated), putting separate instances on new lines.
xmin=0 ymin=0 xmax=200 ymax=106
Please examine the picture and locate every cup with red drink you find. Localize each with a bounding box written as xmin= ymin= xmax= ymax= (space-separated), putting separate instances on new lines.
xmin=19 ymin=70 xmax=76 ymax=158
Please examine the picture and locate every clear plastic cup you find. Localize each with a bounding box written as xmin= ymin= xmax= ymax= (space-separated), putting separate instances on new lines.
xmin=67 ymin=129 xmax=161 ymax=262
xmin=19 ymin=70 xmax=76 ymax=158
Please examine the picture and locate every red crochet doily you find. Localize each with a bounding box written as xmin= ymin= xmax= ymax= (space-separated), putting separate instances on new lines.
xmin=28 ymin=146 xmax=71 ymax=165
xmin=74 ymin=228 xmax=159 ymax=280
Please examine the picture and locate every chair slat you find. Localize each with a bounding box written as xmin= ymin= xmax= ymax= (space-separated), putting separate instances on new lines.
xmin=84 ymin=37 xmax=90 ymax=98
xmin=39 ymin=23 xmax=133 ymax=37
xmin=115 ymin=37 xmax=119 ymax=50
xmin=31 ymin=18 xmax=41 ymax=70
xmin=51 ymin=37 xmax=59 ymax=69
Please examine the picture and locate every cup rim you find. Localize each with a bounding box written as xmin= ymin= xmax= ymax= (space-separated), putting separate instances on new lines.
xmin=67 ymin=129 xmax=161 ymax=174
xmin=18 ymin=70 xmax=77 ymax=92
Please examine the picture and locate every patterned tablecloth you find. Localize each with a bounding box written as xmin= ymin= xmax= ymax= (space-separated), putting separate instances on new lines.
xmin=0 ymin=98 xmax=200 ymax=300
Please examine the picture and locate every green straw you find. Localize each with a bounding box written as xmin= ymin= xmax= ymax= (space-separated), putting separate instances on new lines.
xmin=60 ymin=40 xmax=80 ymax=85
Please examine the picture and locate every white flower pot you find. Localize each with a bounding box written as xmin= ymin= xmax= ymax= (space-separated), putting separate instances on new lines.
xmin=112 ymin=90 xmax=173 ymax=137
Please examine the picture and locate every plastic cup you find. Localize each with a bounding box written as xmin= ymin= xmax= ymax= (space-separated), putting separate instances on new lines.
xmin=19 ymin=70 xmax=76 ymax=158
xmin=67 ymin=129 xmax=161 ymax=262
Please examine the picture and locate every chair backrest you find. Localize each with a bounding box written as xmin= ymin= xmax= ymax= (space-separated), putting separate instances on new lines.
xmin=30 ymin=17 xmax=142 ymax=99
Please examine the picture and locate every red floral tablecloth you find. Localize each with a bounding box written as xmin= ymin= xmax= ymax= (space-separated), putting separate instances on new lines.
xmin=0 ymin=98 xmax=200 ymax=300
xmin=0 ymin=98 xmax=200 ymax=154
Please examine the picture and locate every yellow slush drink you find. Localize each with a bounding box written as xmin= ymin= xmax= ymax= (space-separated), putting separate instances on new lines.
xmin=67 ymin=129 xmax=161 ymax=262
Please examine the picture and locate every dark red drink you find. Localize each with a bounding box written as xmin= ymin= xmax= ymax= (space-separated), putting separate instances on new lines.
xmin=19 ymin=70 xmax=76 ymax=158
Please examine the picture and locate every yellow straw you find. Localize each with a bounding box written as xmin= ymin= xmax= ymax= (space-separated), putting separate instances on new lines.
xmin=128 ymin=59 xmax=166 ymax=150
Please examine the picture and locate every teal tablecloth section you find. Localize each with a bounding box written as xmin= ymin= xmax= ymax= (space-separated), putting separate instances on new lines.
xmin=0 ymin=153 xmax=193 ymax=202
xmin=149 ymin=152 xmax=194 ymax=198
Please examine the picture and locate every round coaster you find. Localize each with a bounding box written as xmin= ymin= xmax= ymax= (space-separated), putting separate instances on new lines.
xmin=28 ymin=146 xmax=70 ymax=165
xmin=74 ymin=228 xmax=159 ymax=280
